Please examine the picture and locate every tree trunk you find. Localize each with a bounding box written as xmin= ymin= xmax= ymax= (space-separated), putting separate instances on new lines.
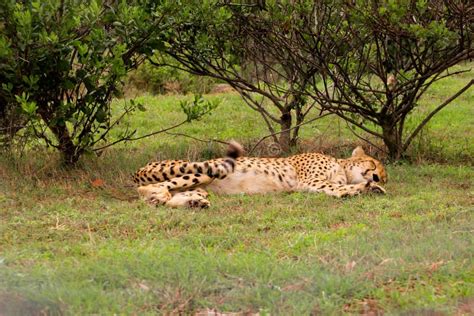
xmin=381 ymin=123 xmax=403 ymax=160
xmin=38 ymin=105 xmax=81 ymax=165
xmin=290 ymin=97 xmax=306 ymax=148
xmin=279 ymin=111 xmax=292 ymax=153
xmin=49 ymin=123 xmax=81 ymax=165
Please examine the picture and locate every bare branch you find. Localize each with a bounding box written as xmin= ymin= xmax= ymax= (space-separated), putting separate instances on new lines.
xmin=344 ymin=120 xmax=388 ymax=154
xmin=93 ymin=120 xmax=188 ymax=153
xmin=402 ymin=79 xmax=473 ymax=152
xmin=164 ymin=132 xmax=230 ymax=145
xmin=248 ymin=112 xmax=333 ymax=155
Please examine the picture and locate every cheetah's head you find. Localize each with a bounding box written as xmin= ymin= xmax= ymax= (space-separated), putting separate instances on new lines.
xmin=343 ymin=146 xmax=387 ymax=184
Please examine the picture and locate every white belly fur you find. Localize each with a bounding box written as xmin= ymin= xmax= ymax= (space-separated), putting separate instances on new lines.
xmin=206 ymin=168 xmax=297 ymax=194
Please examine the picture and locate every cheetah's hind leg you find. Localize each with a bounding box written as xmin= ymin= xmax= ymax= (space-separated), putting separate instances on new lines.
xmin=137 ymin=184 xmax=211 ymax=208
xmin=137 ymin=183 xmax=172 ymax=206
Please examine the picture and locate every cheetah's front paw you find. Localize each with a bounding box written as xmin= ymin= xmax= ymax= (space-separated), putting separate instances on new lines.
xmin=367 ymin=182 xmax=386 ymax=194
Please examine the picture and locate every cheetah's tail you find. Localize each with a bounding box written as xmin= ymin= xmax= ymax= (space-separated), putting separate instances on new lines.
xmin=226 ymin=140 xmax=245 ymax=159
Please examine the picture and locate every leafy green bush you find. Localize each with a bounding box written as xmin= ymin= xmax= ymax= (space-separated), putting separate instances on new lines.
xmin=0 ymin=0 xmax=173 ymax=164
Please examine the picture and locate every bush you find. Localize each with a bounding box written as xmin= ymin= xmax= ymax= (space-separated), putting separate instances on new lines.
xmin=0 ymin=0 xmax=173 ymax=164
xmin=126 ymin=57 xmax=218 ymax=95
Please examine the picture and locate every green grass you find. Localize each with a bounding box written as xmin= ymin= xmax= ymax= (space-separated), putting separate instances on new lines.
xmin=109 ymin=62 xmax=473 ymax=164
xmin=1 ymin=67 xmax=473 ymax=314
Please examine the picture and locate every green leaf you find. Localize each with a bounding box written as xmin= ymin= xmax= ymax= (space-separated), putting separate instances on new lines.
xmin=137 ymin=103 xmax=147 ymax=112
xmin=180 ymin=94 xmax=220 ymax=122
xmin=16 ymin=92 xmax=37 ymax=115
xmin=95 ymin=109 xmax=107 ymax=123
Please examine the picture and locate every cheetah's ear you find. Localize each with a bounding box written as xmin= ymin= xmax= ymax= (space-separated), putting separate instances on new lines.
xmin=352 ymin=146 xmax=365 ymax=157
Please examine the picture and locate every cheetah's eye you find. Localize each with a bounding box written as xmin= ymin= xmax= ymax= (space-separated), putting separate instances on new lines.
xmin=373 ymin=174 xmax=380 ymax=182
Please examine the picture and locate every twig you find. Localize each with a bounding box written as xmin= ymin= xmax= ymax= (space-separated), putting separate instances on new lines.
xmin=344 ymin=120 xmax=388 ymax=154
xmin=402 ymin=79 xmax=473 ymax=152
xmin=86 ymin=223 xmax=95 ymax=244
xmin=139 ymin=113 xmax=333 ymax=157
xmin=93 ymin=120 xmax=188 ymax=152
xmin=0 ymin=125 xmax=28 ymax=131
xmin=164 ymin=132 xmax=230 ymax=145
xmin=248 ymin=113 xmax=333 ymax=154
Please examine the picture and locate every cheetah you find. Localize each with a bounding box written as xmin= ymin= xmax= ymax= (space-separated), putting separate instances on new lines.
xmin=134 ymin=142 xmax=387 ymax=208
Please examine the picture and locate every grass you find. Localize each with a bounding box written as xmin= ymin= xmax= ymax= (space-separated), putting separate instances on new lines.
xmin=109 ymin=62 xmax=473 ymax=164
xmin=0 ymin=67 xmax=473 ymax=314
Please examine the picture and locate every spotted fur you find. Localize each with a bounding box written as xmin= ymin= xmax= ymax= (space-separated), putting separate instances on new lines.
xmin=134 ymin=143 xmax=387 ymax=208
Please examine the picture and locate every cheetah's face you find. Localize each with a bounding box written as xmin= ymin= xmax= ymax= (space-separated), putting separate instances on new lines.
xmin=346 ymin=147 xmax=387 ymax=184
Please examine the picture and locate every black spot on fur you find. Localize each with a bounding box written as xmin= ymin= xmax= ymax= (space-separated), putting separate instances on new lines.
xmin=171 ymin=181 xmax=177 ymax=185
xmin=152 ymin=175 xmax=160 ymax=181
xmin=193 ymin=178 xmax=199 ymax=184
xmin=179 ymin=166 xmax=186 ymax=173
xmin=197 ymin=166 xmax=203 ymax=173
xmin=183 ymin=175 xmax=190 ymax=180
xmin=170 ymin=168 xmax=175 ymax=176
xmin=278 ymin=175 xmax=283 ymax=182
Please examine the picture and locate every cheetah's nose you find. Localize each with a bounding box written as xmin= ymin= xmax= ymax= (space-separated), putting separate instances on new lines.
xmin=372 ymin=174 xmax=380 ymax=182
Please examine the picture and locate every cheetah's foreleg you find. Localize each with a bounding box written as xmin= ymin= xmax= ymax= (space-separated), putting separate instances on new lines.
xmin=299 ymin=180 xmax=386 ymax=197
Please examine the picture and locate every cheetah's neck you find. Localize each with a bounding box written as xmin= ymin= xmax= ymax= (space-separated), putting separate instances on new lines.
xmin=337 ymin=158 xmax=359 ymax=184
